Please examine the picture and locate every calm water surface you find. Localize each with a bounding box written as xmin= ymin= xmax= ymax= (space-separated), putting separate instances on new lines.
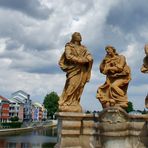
xmin=0 ymin=127 xmax=57 ymax=148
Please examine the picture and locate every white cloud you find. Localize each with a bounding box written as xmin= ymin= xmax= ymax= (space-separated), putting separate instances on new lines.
xmin=0 ymin=0 xmax=147 ymax=111
xmin=0 ymin=38 xmax=7 ymax=53
xmin=121 ymin=43 xmax=144 ymax=67
xmin=0 ymin=68 xmax=65 ymax=103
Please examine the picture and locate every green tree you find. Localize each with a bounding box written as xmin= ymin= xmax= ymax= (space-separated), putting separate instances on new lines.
xmin=43 ymin=91 xmax=59 ymax=119
xmin=10 ymin=116 xmax=19 ymax=122
xmin=126 ymin=101 xmax=134 ymax=113
xmin=85 ymin=110 xmax=91 ymax=114
xmin=142 ymin=109 xmax=147 ymax=114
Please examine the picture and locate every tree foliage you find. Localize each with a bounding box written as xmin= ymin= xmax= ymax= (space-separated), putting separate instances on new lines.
xmin=43 ymin=91 xmax=59 ymax=118
xmin=142 ymin=109 xmax=147 ymax=114
xmin=126 ymin=101 xmax=134 ymax=113
xmin=10 ymin=116 xmax=19 ymax=122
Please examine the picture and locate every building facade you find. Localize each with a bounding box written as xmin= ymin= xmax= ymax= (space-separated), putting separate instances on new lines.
xmin=32 ymin=103 xmax=42 ymax=121
xmin=18 ymin=103 xmax=24 ymax=121
xmin=11 ymin=90 xmax=32 ymax=122
xmin=0 ymin=91 xmax=47 ymax=123
xmin=32 ymin=103 xmax=48 ymax=121
xmin=0 ymin=96 xmax=10 ymax=122
xmin=42 ymin=106 xmax=47 ymax=120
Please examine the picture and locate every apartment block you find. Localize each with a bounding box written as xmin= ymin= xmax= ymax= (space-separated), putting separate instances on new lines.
xmin=0 ymin=96 xmax=10 ymax=122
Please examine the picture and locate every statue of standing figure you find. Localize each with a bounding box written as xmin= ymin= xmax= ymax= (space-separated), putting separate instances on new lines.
xmin=141 ymin=44 xmax=148 ymax=73
xmin=58 ymin=32 xmax=93 ymax=112
xmin=97 ymin=45 xmax=131 ymax=109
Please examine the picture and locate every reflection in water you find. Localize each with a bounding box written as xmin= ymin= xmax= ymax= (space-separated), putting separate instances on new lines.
xmin=0 ymin=127 xmax=57 ymax=148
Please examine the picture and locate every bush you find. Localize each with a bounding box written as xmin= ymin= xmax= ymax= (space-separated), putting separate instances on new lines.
xmin=10 ymin=116 xmax=19 ymax=122
xmin=1 ymin=122 xmax=22 ymax=128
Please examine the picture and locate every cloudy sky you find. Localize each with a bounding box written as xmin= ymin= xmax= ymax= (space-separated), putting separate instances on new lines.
xmin=0 ymin=0 xmax=147 ymax=111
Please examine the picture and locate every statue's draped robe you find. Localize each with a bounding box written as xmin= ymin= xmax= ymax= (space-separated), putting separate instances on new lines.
xmin=58 ymin=42 xmax=92 ymax=112
xmin=97 ymin=54 xmax=131 ymax=108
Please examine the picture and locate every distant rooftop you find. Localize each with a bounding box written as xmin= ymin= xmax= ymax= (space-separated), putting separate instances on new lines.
xmin=11 ymin=90 xmax=30 ymax=97
xmin=11 ymin=90 xmax=31 ymax=103
xmin=33 ymin=102 xmax=42 ymax=108
xmin=0 ymin=95 xmax=9 ymax=101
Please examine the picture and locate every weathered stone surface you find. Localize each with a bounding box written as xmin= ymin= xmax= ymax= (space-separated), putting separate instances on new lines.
xmin=55 ymin=108 xmax=148 ymax=148
xmin=62 ymin=120 xmax=81 ymax=129
xmin=101 ymin=137 xmax=146 ymax=148
xmin=55 ymin=112 xmax=100 ymax=148
xmin=98 ymin=107 xmax=148 ymax=148
xmin=58 ymin=32 xmax=93 ymax=112
xmin=96 ymin=46 xmax=131 ymax=109
xmin=61 ymin=129 xmax=80 ymax=135
xmin=99 ymin=107 xmax=129 ymax=123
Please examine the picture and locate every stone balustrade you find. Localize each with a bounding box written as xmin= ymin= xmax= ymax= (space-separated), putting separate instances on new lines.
xmin=55 ymin=107 xmax=148 ymax=148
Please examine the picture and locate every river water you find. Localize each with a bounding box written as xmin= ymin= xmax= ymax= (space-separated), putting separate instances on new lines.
xmin=0 ymin=127 xmax=57 ymax=148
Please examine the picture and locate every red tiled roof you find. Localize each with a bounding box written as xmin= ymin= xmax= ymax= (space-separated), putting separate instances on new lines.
xmin=0 ymin=95 xmax=9 ymax=101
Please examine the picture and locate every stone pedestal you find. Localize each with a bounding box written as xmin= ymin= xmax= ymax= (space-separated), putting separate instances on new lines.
xmin=55 ymin=112 xmax=101 ymax=148
xmin=98 ymin=107 xmax=148 ymax=148
xmin=55 ymin=108 xmax=148 ymax=148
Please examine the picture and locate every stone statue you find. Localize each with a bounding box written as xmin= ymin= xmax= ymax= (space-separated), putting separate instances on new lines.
xmin=58 ymin=32 xmax=93 ymax=112
xmin=97 ymin=45 xmax=131 ymax=109
xmin=141 ymin=44 xmax=148 ymax=73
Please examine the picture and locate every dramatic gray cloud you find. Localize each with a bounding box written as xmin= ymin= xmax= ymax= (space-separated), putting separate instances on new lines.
xmin=0 ymin=0 xmax=147 ymax=111
xmin=0 ymin=0 xmax=53 ymax=19
xmin=107 ymin=0 xmax=148 ymax=34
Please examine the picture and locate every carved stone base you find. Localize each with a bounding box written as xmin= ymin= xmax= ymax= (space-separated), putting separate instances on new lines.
xmin=58 ymin=104 xmax=82 ymax=112
xmin=55 ymin=107 xmax=148 ymax=148
xmin=55 ymin=112 xmax=101 ymax=148
xmin=98 ymin=107 xmax=148 ymax=148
